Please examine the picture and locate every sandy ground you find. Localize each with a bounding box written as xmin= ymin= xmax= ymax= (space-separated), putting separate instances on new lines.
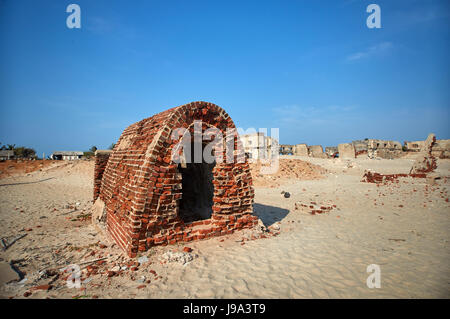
xmin=0 ymin=160 xmax=62 ymax=179
xmin=0 ymin=156 xmax=449 ymax=299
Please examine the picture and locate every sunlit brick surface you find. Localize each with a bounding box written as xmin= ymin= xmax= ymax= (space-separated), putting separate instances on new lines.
xmin=94 ymin=102 xmax=256 ymax=257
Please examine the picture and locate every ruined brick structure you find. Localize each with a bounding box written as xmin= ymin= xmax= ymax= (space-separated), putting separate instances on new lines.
xmin=362 ymin=133 xmax=438 ymax=184
xmin=404 ymin=137 xmax=450 ymax=159
xmin=92 ymin=102 xmax=257 ymax=257
xmin=308 ymin=145 xmax=327 ymax=158
xmin=367 ymin=139 xmax=403 ymax=159
xmin=338 ymin=143 xmax=356 ymax=159
xmin=410 ymin=133 xmax=437 ymax=174
xmin=293 ymin=144 xmax=309 ymax=157
xmin=351 ymin=139 xmax=369 ymax=153
xmin=431 ymin=139 xmax=450 ymax=159
xmin=93 ymin=150 xmax=112 ymax=201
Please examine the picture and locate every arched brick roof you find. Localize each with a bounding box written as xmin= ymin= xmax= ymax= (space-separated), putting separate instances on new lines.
xmin=97 ymin=101 xmax=256 ymax=256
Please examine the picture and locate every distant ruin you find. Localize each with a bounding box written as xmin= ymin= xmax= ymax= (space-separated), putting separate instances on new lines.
xmin=92 ymin=102 xmax=257 ymax=257
xmin=294 ymin=144 xmax=309 ymax=157
xmin=367 ymin=139 xmax=403 ymax=159
xmin=308 ymin=145 xmax=327 ymax=158
xmin=432 ymin=139 xmax=450 ymax=158
xmin=410 ymin=133 xmax=437 ymax=174
xmin=338 ymin=143 xmax=356 ymax=159
xmin=362 ymin=133 xmax=439 ymax=184
xmin=279 ymin=136 xmax=449 ymax=160
xmin=240 ymin=132 xmax=278 ymax=160
xmin=405 ymin=138 xmax=450 ymax=159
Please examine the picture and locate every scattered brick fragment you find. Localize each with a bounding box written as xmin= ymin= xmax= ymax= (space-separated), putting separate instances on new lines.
xmin=183 ymin=247 xmax=192 ymax=253
xmin=31 ymin=284 xmax=52 ymax=291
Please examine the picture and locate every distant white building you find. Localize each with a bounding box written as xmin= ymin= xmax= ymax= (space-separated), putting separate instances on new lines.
xmin=50 ymin=151 xmax=83 ymax=160
xmin=0 ymin=150 xmax=14 ymax=161
xmin=240 ymin=132 xmax=279 ymax=160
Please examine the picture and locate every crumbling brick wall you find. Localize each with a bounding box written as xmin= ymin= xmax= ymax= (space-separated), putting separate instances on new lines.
xmin=432 ymin=139 xmax=450 ymax=159
xmin=94 ymin=102 xmax=257 ymax=257
xmin=367 ymin=139 xmax=403 ymax=159
xmin=352 ymin=140 xmax=368 ymax=153
xmin=293 ymin=144 xmax=309 ymax=156
xmin=338 ymin=143 xmax=356 ymax=159
xmin=93 ymin=150 xmax=112 ymax=201
xmin=308 ymin=145 xmax=326 ymax=158
xmin=410 ymin=133 xmax=437 ymax=174
xmin=404 ymin=141 xmax=424 ymax=152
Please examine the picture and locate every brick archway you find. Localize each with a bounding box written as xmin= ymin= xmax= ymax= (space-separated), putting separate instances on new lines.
xmin=94 ymin=101 xmax=257 ymax=257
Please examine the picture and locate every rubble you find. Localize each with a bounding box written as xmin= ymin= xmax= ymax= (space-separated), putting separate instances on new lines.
xmin=294 ymin=201 xmax=337 ymax=215
xmin=31 ymin=284 xmax=52 ymax=291
xmin=410 ymin=133 xmax=437 ymax=174
xmin=160 ymin=251 xmax=197 ymax=266
xmin=361 ymin=171 xmax=426 ymax=184
xmin=362 ymin=134 xmax=439 ymax=185
xmin=250 ymin=159 xmax=326 ymax=187
xmin=183 ymin=247 xmax=193 ymax=253
xmin=137 ymin=256 xmax=149 ymax=264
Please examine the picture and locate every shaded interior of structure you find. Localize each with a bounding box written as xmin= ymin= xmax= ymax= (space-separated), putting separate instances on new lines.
xmin=178 ymin=140 xmax=216 ymax=223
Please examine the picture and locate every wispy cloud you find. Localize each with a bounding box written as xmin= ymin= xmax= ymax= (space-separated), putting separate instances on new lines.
xmin=346 ymin=42 xmax=393 ymax=62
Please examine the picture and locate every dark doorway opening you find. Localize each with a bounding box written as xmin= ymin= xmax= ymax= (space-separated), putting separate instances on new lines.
xmin=178 ymin=162 xmax=215 ymax=223
xmin=178 ymin=140 xmax=216 ymax=223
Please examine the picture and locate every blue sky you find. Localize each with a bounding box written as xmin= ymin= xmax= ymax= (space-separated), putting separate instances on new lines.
xmin=0 ymin=0 xmax=449 ymax=157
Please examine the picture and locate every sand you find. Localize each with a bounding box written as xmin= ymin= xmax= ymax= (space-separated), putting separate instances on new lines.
xmin=249 ymin=158 xmax=326 ymax=187
xmin=0 ymin=156 xmax=449 ymax=299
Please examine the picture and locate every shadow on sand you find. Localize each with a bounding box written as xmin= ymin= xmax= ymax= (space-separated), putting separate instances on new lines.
xmin=0 ymin=177 xmax=55 ymax=187
xmin=253 ymin=203 xmax=290 ymax=228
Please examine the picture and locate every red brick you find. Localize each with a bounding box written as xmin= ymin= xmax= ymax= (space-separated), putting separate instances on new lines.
xmin=94 ymin=102 xmax=256 ymax=257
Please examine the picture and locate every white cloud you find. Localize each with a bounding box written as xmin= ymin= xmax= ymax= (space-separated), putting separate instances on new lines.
xmin=346 ymin=42 xmax=393 ymax=61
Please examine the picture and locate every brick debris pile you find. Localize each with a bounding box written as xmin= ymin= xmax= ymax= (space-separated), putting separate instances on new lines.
xmin=249 ymin=159 xmax=326 ymax=187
